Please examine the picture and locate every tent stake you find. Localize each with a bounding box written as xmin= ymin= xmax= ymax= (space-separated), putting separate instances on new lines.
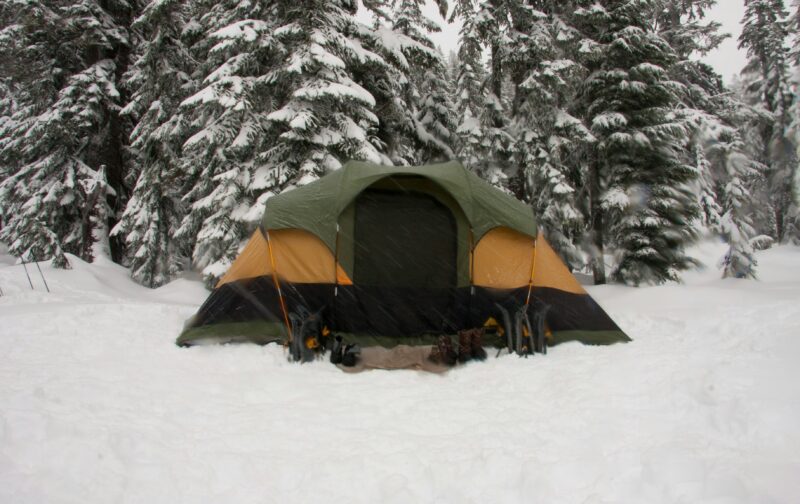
xmin=34 ymin=261 xmax=50 ymax=293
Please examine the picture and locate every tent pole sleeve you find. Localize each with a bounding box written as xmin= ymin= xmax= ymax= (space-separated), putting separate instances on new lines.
xmin=266 ymin=230 xmax=293 ymax=342
xmin=525 ymin=233 xmax=538 ymax=306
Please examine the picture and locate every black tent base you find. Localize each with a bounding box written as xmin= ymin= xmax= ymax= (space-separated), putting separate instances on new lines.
xmin=177 ymin=320 xmax=630 ymax=349
xmin=177 ymin=275 xmax=630 ymax=348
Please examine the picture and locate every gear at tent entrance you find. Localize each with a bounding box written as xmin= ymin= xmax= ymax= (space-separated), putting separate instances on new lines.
xmin=482 ymin=316 xmax=504 ymax=337
xmin=265 ymin=229 xmax=293 ymax=343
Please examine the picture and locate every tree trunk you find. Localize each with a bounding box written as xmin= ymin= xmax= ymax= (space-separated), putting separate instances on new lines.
xmin=491 ymin=42 xmax=502 ymax=103
xmin=589 ymin=161 xmax=606 ymax=285
xmin=88 ymin=0 xmax=132 ymax=263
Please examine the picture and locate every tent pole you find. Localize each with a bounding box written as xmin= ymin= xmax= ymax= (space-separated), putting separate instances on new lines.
xmin=333 ymin=223 xmax=340 ymax=330
xmin=468 ymin=228 xmax=475 ymax=326
xmin=524 ymin=232 xmax=539 ymax=306
xmin=266 ymin=230 xmax=293 ymax=343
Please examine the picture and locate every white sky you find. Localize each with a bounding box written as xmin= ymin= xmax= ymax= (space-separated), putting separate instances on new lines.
xmin=416 ymin=0 xmax=749 ymax=84
xmin=703 ymin=0 xmax=748 ymax=82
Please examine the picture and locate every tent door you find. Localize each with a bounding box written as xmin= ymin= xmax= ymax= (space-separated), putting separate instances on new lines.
xmin=345 ymin=188 xmax=458 ymax=336
xmin=354 ymin=189 xmax=456 ymax=288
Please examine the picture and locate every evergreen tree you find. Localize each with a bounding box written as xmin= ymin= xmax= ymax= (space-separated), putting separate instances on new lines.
xmin=451 ymin=0 xmax=488 ymax=173
xmin=694 ymin=141 xmax=724 ymax=234
xmin=264 ymin=2 xmax=387 ymax=180
xmin=702 ymin=119 xmax=761 ymax=278
xmin=0 ymin=78 xmax=14 ymax=203
xmin=650 ymin=1 xmax=768 ymax=268
xmin=176 ymin=1 xmax=400 ymax=283
xmin=787 ymin=0 xmax=800 ymax=242
xmin=728 ymin=74 xmax=777 ymax=240
xmin=738 ymin=0 xmax=798 ymax=243
xmin=416 ymin=61 xmax=458 ymax=163
xmin=509 ymin=1 xmax=593 ymax=269
xmin=575 ymin=0 xmax=699 ymax=285
xmin=650 ymin=0 xmax=727 ymax=58
xmin=173 ymin=0 xmax=281 ymax=282
xmin=396 ymin=0 xmax=456 ymax=163
xmin=362 ymin=0 xmax=454 ymax=164
xmin=0 ymin=0 xmax=133 ymax=267
xmin=470 ymin=0 xmax=516 ymax=190
xmin=112 ymin=0 xmax=198 ymax=287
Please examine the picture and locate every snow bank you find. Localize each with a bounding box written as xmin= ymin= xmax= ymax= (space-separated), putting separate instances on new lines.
xmin=1 ymin=243 xmax=799 ymax=503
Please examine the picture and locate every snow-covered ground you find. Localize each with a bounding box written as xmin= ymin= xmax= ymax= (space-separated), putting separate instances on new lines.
xmin=1 ymin=241 xmax=799 ymax=503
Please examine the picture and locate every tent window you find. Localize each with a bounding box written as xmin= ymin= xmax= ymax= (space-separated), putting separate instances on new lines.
xmin=354 ymin=189 xmax=457 ymax=288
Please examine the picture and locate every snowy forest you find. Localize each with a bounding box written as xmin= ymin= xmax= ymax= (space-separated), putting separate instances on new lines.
xmin=0 ymin=0 xmax=798 ymax=288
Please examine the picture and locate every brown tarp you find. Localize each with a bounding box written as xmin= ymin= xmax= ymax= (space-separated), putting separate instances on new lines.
xmin=338 ymin=345 xmax=451 ymax=373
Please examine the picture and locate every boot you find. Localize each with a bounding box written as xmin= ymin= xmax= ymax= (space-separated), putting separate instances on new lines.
xmin=458 ymin=330 xmax=472 ymax=363
xmin=470 ymin=328 xmax=487 ymax=361
xmin=428 ymin=343 xmax=441 ymax=364
xmin=435 ymin=335 xmax=457 ymax=366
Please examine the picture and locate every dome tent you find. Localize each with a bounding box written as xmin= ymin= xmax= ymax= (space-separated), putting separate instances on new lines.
xmin=177 ymin=160 xmax=629 ymax=349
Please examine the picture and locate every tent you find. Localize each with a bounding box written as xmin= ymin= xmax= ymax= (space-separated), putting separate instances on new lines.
xmin=177 ymin=160 xmax=629 ymax=349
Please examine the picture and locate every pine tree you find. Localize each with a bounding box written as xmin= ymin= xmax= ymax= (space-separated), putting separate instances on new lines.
xmin=0 ymin=0 xmax=133 ymax=267
xmin=702 ymin=118 xmax=761 ymax=278
xmin=787 ymin=0 xmax=800 ymax=242
xmin=738 ymin=0 xmax=798 ymax=243
xmin=651 ymin=0 xmax=727 ymax=58
xmin=718 ymin=158 xmax=759 ymax=278
xmin=356 ymin=0 xmax=454 ymax=165
xmin=173 ymin=0 xmax=281 ymax=282
xmin=650 ymin=1 xmax=771 ymax=272
xmin=508 ymin=1 xmax=593 ymax=269
xmin=575 ymin=0 xmax=699 ymax=285
xmin=264 ymin=2 xmax=387 ymax=180
xmin=469 ymin=0 xmax=517 ymax=190
xmin=451 ymin=1 xmax=488 ymax=173
xmin=394 ymin=0 xmax=456 ymax=163
xmin=112 ymin=0 xmax=198 ymax=287
xmin=416 ymin=60 xmax=458 ymax=163
xmin=0 ymin=78 xmax=14 ymax=205
xmin=695 ymin=143 xmax=722 ymax=231
xmin=727 ymin=75 xmax=777 ymax=240
xmin=176 ymin=1 xmax=397 ymax=283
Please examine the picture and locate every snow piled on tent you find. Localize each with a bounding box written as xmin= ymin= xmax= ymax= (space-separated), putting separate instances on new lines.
xmin=1 ymin=241 xmax=799 ymax=503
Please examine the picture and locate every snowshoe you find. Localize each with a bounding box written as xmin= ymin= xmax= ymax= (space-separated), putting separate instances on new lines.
xmin=494 ymin=303 xmax=514 ymax=354
xmin=288 ymin=305 xmax=325 ymax=363
xmin=330 ymin=335 xmax=344 ymax=365
xmin=531 ymin=300 xmax=551 ymax=355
